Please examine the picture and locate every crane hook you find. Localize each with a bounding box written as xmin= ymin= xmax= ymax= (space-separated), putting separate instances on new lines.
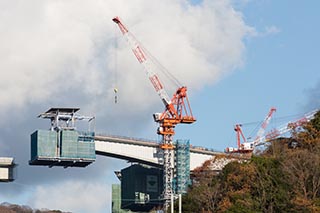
xmin=114 ymin=88 xmax=118 ymax=104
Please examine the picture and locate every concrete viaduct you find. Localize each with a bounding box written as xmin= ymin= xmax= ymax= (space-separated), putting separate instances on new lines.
xmin=95 ymin=134 xmax=236 ymax=171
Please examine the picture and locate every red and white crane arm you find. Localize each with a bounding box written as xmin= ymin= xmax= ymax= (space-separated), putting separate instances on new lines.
xmin=112 ymin=17 xmax=171 ymax=107
xmin=254 ymin=109 xmax=318 ymax=147
xmin=253 ymin=107 xmax=276 ymax=145
xmin=113 ymin=16 xmax=195 ymax=123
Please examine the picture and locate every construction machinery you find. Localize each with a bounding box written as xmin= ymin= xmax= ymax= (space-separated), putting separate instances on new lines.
xmin=226 ymin=108 xmax=319 ymax=154
xmin=113 ymin=16 xmax=196 ymax=208
xmin=226 ymin=107 xmax=276 ymax=154
xmin=257 ymin=109 xmax=319 ymax=147
xmin=226 ymin=124 xmax=253 ymax=153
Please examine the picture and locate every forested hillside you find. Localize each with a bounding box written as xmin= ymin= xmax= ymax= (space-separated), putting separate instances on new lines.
xmin=180 ymin=111 xmax=320 ymax=213
xmin=0 ymin=202 xmax=67 ymax=213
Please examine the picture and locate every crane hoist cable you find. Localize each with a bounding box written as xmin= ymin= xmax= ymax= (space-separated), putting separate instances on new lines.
xmin=136 ymin=39 xmax=182 ymax=88
xmin=113 ymin=24 xmax=119 ymax=104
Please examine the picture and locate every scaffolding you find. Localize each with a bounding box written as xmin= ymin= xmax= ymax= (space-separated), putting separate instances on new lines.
xmin=174 ymin=139 xmax=190 ymax=194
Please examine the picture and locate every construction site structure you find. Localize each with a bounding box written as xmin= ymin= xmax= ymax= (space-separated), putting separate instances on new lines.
xmin=174 ymin=139 xmax=190 ymax=194
xmin=225 ymin=107 xmax=276 ymax=154
xmin=0 ymin=157 xmax=16 ymax=182
xmin=226 ymin=108 xmax=319 ymax=154
xmin=29 ymin=108 xmax=96 ymax=168
xmin=113 ymin=16 xmax=196 ymax=209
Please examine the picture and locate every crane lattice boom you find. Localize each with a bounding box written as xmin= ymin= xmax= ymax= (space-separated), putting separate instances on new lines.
xmin=258 ymin=109 xmax=319 ymax=145
xmin=112 ymin=16 xmax=195 ymax=126
xmin=253 ymin=107 xmax=276 ymax=146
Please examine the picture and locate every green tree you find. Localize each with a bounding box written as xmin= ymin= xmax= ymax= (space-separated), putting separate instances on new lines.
xmin=311 ymin=111 xmax=320 ymax=131
xmin=281 ymin=111 xmax=320 ymax=211
xmin=181 ymin=111 xmax=320 ymax=212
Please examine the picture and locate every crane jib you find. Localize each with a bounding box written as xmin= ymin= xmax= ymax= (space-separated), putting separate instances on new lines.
xmin=113 ymin=16 xmax=195 ymax=124
xmin=133 ymin=46 xmax=146 ymax=63
xmin=149 ymin=75 xmax=163 ymax=92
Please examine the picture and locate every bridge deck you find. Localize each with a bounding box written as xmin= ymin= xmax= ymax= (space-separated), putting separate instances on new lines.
xmin=94 ymin=134 xmax=226 ymax=170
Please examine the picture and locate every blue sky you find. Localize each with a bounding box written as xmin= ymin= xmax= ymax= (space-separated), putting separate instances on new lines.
xmin=175 ymin=0 xmax=320 ymax=151
xmin=0 ymin=1 xmax=319 ymax=212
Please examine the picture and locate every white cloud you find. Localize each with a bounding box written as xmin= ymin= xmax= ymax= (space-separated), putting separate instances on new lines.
xmin=0 ymin=0 xmax=251 ymax=122
xmin=264 ymin=25 xmax=281 ymax=35
xmin=29 ymin=180 xmax=110 ymax=213
xmin=0 ymin=0 xmax=253 ymax=210
xmin=250 ymin=25 xmax=281 ymax=37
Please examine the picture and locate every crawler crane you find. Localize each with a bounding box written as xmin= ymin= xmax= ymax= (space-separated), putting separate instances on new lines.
xmin=113 ymin=16 xmax=196 ymax=208
xmin=226 ymin=107 xmax=276 ymax=154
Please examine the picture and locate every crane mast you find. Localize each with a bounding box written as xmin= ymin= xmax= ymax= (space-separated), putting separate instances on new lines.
xmin=113 ymin=16 xmax=196 ymax=209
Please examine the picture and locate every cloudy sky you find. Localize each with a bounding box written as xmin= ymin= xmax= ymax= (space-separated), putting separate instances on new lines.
xmin=0 ymin=0 xmax=319 ymax=212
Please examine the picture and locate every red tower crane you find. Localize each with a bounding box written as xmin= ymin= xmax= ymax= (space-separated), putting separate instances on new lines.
xmin=113 ymin=16 xmax=196 ymax=207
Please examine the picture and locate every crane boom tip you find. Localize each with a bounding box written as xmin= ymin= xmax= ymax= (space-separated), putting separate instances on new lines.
xmin=112 ymin=16 xmax=120 ymax=24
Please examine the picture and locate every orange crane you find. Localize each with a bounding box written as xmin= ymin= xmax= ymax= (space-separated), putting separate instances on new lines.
xmin=113 ymin=16 xmax=196 ymax=206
